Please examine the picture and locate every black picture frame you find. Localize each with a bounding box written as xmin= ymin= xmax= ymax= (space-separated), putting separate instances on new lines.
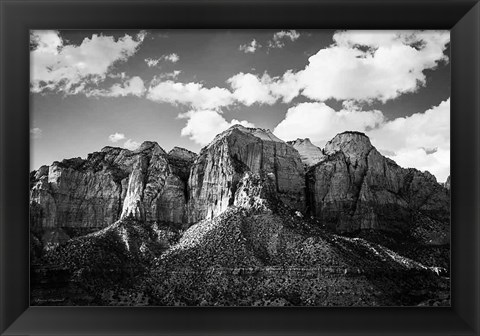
xmin=1 ymin=0 xmax=479 ymax=335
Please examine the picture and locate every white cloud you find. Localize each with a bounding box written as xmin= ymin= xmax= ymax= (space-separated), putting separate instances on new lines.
xmin=268 ymin=30 xmax=300 ymax=48
xmin=108 ymin=72 xmax=127 ymax=79
xmin=108 ymin=132 xmax=126 ymax=143
xmin=273 ymin=102 xmax=385 ymax=147
xmin=297 ymin=30 xmax=450 ymax=102
xmin=180 ymin=110 xmax=255 ymax=146
xmin=88 ymin=76 xmax=146 ymax=97
xmin=151 ymin=71 xmax=181 ymax=83
xmin=239 ymin=39 xmax=261 ymax=53
xmin=124 ymin=139 xmax=141 ymax=150
xmin=109 ymin=76 xmax=145 ymax=97
xmin=227 ymin=71 xmax=301 ymax=105
xmin=147 ymin=80 xmax=234 ymax=110
xmin=30 ymin=30 xmax=146 ymax=94
xmin=369 ymin=98 xmax=450 ymax=181
xmin=227 ymin=31 xmax=449 ymax=105
xmin=145 ymin=58 xmax=160 ymax=67
xmin=145 ymin=53 xmax=179 ymax=67
xmin=164 ymin=53 xmax=179 ymax=63
xmin=264 ymin=70 xmax=301 ymax=103
xmin=30 ymin=128 xmax=43 ymax=139
xmin=228 ymin=73 xmax=276 ymax=105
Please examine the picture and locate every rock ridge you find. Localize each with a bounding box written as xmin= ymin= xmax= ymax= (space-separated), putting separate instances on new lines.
xmin=30 ymin=128 xmax=449 ymax=248
xmin=187 ymin=125 xmax=305 ymax=223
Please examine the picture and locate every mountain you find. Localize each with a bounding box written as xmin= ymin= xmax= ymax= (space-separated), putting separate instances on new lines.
xmin=30 ymin=125 xmax=450 ymax=306
xmin=187 ymin=125 xmax=305 ymax=223
xmin=307 ymin=132 xmax=450 ymax=239
xmin=30 ymin=142 xmax=195 ymax=250
xmin=287 ymin=138 xmax=325 ymax=166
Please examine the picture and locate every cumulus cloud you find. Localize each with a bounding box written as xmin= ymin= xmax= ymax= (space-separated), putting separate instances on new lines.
xmin=146 ymin=71 xmax=300 ymax=111
xmin=273 ymin=98 xmax=450 ymax=182
xmin=108 ymin=132 xmax=126 ymax=143
xmin=180 ymin=110 xmax=255 ymax=146
xmin=30 ymin=30 xmax=146 ymax=94
xmin=228 ymin=71 xmax=301 ymax=105
xmin=88 ymin=76 xmax=146 ymax=97
xmin=123 ymin=139 xmax=141 ymax=150
xmin=164 ymin=53 xmax=179 ymax=63
xmin=228 ymin=73 xmax=277 ymax=105
xmin=369 ymin=98 xmax=450 ymax=181
xmin=147 ymin=80 xmax=234 ymax=110
xmin=239 ymin=39 xmax=261 ymax=53
xmin=268 ymin=30 xmax=300 ymax=48
xmin=273 ymin=102 xmax=385 ymax=146
xmin=226 ymin=31 xmax=449 ymax=106
xmin=30 ymin=128 xmax=43 ymax=139
xmin=297 ymin=30 xmax=450 ymax=102
xmin=145 ymin=53 xmax=179 ymax=67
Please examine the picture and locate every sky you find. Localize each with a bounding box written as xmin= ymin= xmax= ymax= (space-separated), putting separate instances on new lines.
xmin=30 ymin=29 xmax=451 ymax=182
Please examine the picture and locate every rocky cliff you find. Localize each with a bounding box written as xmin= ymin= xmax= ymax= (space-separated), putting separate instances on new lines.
xmin=287 ymin=138 xmax=325 ymax=166
xmin=30 ymin=127 xmax=449 ymax=238
xmin=186 ymin=125 xmax=306 ymax=223
xmin=306 ymin=132 xmax=450 ymax=239
xmin=30 ymin=142 xmax=196 ymax=247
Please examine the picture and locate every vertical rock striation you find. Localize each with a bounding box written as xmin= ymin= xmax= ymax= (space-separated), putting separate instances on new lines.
xmin=287 ymin=138 xmax=325 ymax=166
xmin=187 ymin=125 xmax=306 ymax=223
xmin=30 ymin=142 xmax=195 ymax=237
xmin=30 ymin=128 xmax=449 ymax=246
xmin=306 ymin=131 xmax=450 ymax=237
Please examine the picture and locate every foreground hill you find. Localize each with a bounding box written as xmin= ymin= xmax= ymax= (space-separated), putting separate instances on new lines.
xmin=33 ymin=206 xmax=448 ymax=306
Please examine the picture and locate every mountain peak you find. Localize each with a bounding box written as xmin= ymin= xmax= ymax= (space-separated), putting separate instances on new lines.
xmin=287 ymin=138 xmax=324 ymax=166
xmin=229 ymin=124 xmax=283 ymax=142
xmin=208 ymin=125 xmax=284 ymax=149
xmin=134 ymin=141 xmax=166 ymax=154
xmin=168 ymin=147 xmax=197 ymax=161
xmin=288 ymin=138 xmax=314 ymax=146
xmin=101 ymin=145 xmax=126 ymax=153
xmin=324 ymin=131 xmax=373 ymax=158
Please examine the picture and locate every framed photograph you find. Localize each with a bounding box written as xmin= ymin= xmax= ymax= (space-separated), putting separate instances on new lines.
xmin=1 ymin=0 xmax=479 ymax=335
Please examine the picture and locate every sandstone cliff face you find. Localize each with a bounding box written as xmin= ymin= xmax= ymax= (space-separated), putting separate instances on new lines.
xmin=168 ymin=147 xmax=197 ymax=162
xmin=120 ymin=142 xmax=188 ymax=224
xmin=187 ymin=125 xmax=305 ymax=223
xmin=30 ymin=127 xmax=449 ymax=243
xmin=30 ymin=142 xmax=195 ymax=236
xmin=287 ymin=138 xmax=325 ymax=166
xmin=306 ymin=132 xmax=450 ymax=236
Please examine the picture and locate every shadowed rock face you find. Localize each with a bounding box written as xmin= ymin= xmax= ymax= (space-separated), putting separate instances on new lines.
xmin=168 ymin=147 xmax=197 ymax=162
xmin=287 ymin=138 xmax=325 ymax=166
xmin=306 ymin=131 xmax=450 ymax=237
xmin=30 ymin=142 xmax=195 ymax=236
xmin=187 ymin=125 xmax=306 ymax=223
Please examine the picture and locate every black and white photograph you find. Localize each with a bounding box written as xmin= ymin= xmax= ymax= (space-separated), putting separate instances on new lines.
xmin=29 ymin=29 xmax=451 ymax=307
